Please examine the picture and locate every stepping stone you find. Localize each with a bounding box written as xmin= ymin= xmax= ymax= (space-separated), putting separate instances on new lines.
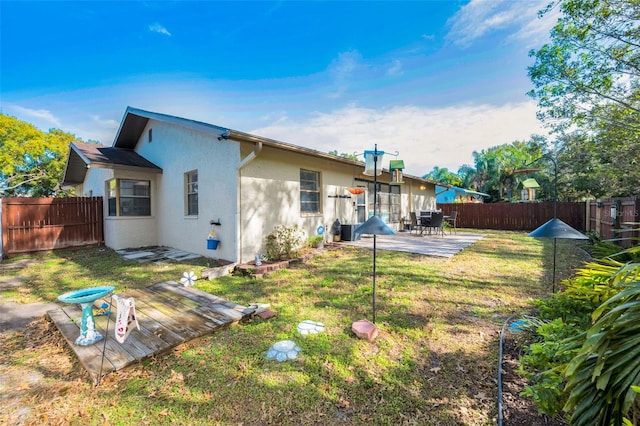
xmin=122 ymin=251 xmax=155 ymax=260
xmin=297 ymin=320 xmax=325 ymax=335
xmin=258 ymin=310 xmax=277 ymax=319
xmin=351 ymin=319 xmax=379 ymax=342
xmin=266 ymin=340 xmax=301 ymax=362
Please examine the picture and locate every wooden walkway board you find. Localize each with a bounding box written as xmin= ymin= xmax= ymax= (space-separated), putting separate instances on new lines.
xmin=47 ymin=281 xmax=250 ymax=383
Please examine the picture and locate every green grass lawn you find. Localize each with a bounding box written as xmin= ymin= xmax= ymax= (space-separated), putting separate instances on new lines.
xmin=0 ymin=230 xmax=589 ymax=425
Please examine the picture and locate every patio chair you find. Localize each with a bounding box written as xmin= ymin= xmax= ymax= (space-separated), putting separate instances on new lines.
xmin=409 ymin=212 xmax=422 ymax=235
xmin=445 ymin=211 xmax=458 ymax=234
xmin=427 ymin=211 xmax=445 ymax=236
xmin=419 ymin=212 xmax=432 ymax=236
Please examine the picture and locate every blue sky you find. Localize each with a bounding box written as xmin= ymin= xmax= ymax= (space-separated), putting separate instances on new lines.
xmin=1 ymin=0 xmax=558 ymax=175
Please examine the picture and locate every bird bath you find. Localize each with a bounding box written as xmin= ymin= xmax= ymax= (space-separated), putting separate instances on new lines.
xmin=58 ymin=286 xmax=115 ymax=346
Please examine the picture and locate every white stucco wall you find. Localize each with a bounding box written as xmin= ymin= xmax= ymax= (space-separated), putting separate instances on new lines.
xmin=134 ymin=120 xmax=239 ymax=262
xmin=239 ymin=147 xmax=355 ymax=261
xmin=404 ymin=181 xmax=437 ymax=214
xmin=237 ymin=146 xmax=435 ymax=263
xmin=76 ymin=119 xmax=436 ymax=264
xmin=78 ymin=167 xmax=159 ymax=249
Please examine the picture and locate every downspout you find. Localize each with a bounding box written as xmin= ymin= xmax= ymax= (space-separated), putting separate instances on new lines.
xmin=236 ymin=141 xmax=263 ymax=264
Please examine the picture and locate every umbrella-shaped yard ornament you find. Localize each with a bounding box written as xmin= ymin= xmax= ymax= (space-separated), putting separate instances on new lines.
xmin=356 ymin=216 xmax=395 ymax=323
xmin=529 ymin=218 xmax=588 ymax=292
xmin=355 ymin=144 xmax=397 ymax=323
xmin=520 ymin=153 xmax=588 ymax=292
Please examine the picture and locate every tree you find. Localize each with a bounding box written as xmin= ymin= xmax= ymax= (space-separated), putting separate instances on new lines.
xmin=469 ymin=138 xmax=547 ymax=202
xmin=422 ymin=166 xmax=463 ymax=187
xmin=457 ymin=164 xmax=478 ymax=190
xmin=0 ymin=114 xmax=75 ymax=196
xmin=528 ymin=0 xmax=640 ymax=198
xmin=556 ymin=105 xmax=640 ymax=199
xmin=328 ymin=150 xmax=358 ymax=161
xmin=528 ymin=0 xmax=640 ymax=133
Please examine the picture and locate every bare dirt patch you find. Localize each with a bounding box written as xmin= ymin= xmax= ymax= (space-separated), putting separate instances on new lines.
xmin=500 ymin=331 xmax=569 ymax=425
xmin=0 ymin=317 xmax=86 ymax=425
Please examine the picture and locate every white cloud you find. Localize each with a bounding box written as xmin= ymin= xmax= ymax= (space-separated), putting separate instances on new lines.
xmin=2 ymin=102 xmax=125 ymax=143
xmin=446 ymin=0 xmax=551 ymax=48
xmin=9 ymin=105 xmax=62 ymax=128
xmin=511 ymin=3 xmax=560 ymax=48
xmin=149 ymin=22 xmax=171 ymax=36
xmin=327 ymin=50 xmax=362 ymax=98
xmin=251 ymin=102 xmax=548 ymax=176
xmin=386 ymin=59 xmax=403 ymax=76
xmin=80 ymin=115 xmax=119 ymax=143
xmin=91 ymin=115 xmax=119 ymax=129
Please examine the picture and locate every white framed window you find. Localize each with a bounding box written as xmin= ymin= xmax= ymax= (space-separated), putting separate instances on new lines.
xmin=357 ymin=179 xmax=401 ymax=223
xmin=300 ymin=169 xmax=320 ymax=214
xmin=107 ymin=179 xmax=151 ymax=216
xmin=185 ymin=170 xmax=198 ymax=216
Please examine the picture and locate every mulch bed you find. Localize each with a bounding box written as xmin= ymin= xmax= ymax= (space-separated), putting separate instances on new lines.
xmin=500 ymin=331 xmax=569 ymax=425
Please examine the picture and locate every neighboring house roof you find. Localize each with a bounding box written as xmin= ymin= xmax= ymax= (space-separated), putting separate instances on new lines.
xmin=455 ymin=188 xmax=490 ymax=198
xmin=436 ymin=185 xmax=490 ymax=202
xmin=110 ymin=106 xmax=438 ymax=186
xmin=62 ymin=141 xmax=162 ymax=185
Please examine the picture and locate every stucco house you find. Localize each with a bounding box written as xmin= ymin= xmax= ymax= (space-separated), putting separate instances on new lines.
xmin=62 ymin=107 xmax=438 ymax=263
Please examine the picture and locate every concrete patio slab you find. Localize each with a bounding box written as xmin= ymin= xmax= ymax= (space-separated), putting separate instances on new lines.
xmin=339 ymin=232 xmax=485 ymax=258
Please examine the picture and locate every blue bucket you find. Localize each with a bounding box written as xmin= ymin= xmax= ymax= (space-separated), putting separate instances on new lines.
xmin=207 ymin=239 xmax=220 ymax=250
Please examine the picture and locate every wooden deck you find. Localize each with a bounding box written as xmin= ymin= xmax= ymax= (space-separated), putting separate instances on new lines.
xmin=47 ymin=281 xmax=250 ymax=383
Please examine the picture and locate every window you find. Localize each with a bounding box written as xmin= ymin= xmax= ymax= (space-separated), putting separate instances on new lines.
xmin=107 ymin=179 xmax=151 ymax=216
xmin=357 ymin=179 xmax=401 ymax=223
xmin=300 ymin=169 xmax=320 ymax=213
xmin=185 ymin=170 xmax=198 ymax=216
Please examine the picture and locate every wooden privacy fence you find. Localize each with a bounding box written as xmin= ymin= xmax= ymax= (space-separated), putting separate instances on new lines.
xmin=436 ymin=202 xmax=586 ymax=232
xmin=586 ymin=197 xmax=640 ymax=248
xmin=1 ymin=197 xmax=104 ymax=257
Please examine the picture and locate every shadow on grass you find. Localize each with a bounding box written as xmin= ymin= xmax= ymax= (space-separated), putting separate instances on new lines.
xmin=0 ymin=246 xmax=229 ymax=304
xmin=0 ymin=232 xmax=592 ymax=424
xmin=74 ymin=319 xmax=491 ymax=425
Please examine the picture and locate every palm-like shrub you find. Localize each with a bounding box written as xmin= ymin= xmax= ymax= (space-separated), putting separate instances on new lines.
xmin=519 ymin=246 xmax=640 ymax=424
xmin=564 ymin=259 xmax=640 ymax=426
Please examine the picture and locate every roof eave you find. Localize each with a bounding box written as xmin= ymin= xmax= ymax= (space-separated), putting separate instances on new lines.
xmin=114 ymin=107 xmax=229 ymax=149
xmin=113 ymin=107 xmax=436 ymax=187
xmin=226 ymin=129 xmax=436 ymax=185
xmin=61 ymin=142 xmax=90 ymax=186
xmin=89 ymin=163 xmax=163 ymax=174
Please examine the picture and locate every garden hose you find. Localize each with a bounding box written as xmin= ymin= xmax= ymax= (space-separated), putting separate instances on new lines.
xmin=498 ymin=315 xmax=517 ymax=426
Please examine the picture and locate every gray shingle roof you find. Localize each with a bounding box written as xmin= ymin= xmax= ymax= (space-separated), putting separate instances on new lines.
xmin=62 ymin=142 xmax=162 ymax=185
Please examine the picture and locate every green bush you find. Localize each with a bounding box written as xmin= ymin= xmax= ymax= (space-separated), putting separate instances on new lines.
xmin=563 ymin=261 xmax=640 ymax=426
xmin=307 ymin=235 xmax=324 ymax=248
xmin=519 ymin=317 xmax=584 ymax=416
xmin=518 ymin=247 xmax=640 ymax=423
xmin=265 ymin=224 xmax=304 ymax=260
